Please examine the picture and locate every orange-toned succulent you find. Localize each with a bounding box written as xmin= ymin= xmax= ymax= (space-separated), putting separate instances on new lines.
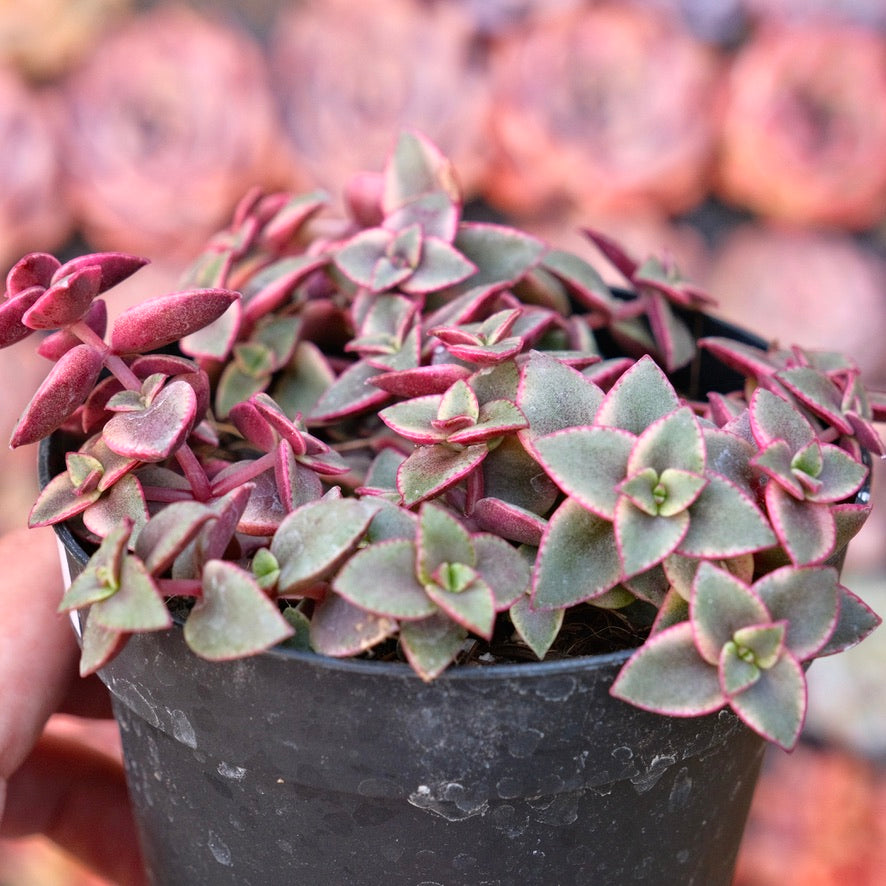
xmin=716 ymin=23 xmax=886 ymax=230
xmin=270 ymin=0 xmax=491 ymax=202
xmin=59 ymin=5 xmax=293 ymax=260
xmin=0 ymin=0 xmax=130 ymax=81
xmin=485 ymin=4 xmax=722 ymax=218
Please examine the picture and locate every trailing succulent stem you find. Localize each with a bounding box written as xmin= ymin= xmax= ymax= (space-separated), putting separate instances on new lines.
xmin=4 ymin=131 xmax=882 ymax=749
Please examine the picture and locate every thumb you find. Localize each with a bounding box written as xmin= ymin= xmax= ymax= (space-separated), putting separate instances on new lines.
xmin=1 ymin=731 xmax=146 ymax=886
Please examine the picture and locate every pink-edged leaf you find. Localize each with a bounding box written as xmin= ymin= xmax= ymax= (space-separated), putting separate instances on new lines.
xmin=425 ymin=578 xmax=496 ymax=639
xmin=447 ymin=399 xmax=527 ymax=446
xmin=82 ymin=473 xmax=149 ymax=543
xmin=818 ymin=584 xmax=882 ymax=655
xmin=103 ymin=380 xmax=197 ymax=462
xmin=334 ymin=228 xmax=399 ymax=290
xmin=441 ymin=337 xmax=522 ymax=366
xmin=719 ymin=643 xmax=762 ymax=697
xmin=541 ymin=248 xmax=620 ymax=316
xmin=6 ymin=252 xmax=59 ymax=296
xmin=0 ymin=285 xmax=42 ymax=347
xmin=371 ymin=363 xmax=472 ymax=397
xmin=11 ymin=343 xmax=104 ymax=447
xmin=804 ymin=444 xmax=868 ymax=503
xmin=690 ymin=562 xmax=769 ymax=665
xmin=308 ymin=359 xmax=389 ymax=424
xmin=37 ymin=299 xmax=108 ymax=361
xmin=78 ymin=612 xmax=128 ymax=677
xmin=615 ymin=497 xmax=688 ymax=579
xmin=532 ymin=498 xmax=621 ymax=610
xmin=180 ymin=298 xmax=243 ymax=362
xmin=765 ymin=482 xmax=835 ymax=566
xmin=516 ymin=351 xmax=603 ymax=444
xmin=229 ymin=398 xmax=277 ymax=452
xmin=610 ymin=622 xmax=725 ymax=716
xmin=729 ymin=653 xmax=806 ymax=750
xmin=384 ymin=189 xmax=460 ymax=242
xmin=134 ymin=500 xmax=218 ymax=576
xmin=382 ymin=130 xmax=461 ymax=215
xmin=645 ymin=293 xmax=696 ymax=373
xmin=509 ymin=593 xmax=564 ymax=660
xmin=473 ymin=533 xmax=532 ymax=608
xmin=22 ymin=265 xmax=102 ymax=330
xmin=777 ymin=367 xmax=854 ymax=435
xmin=310 ymin=593 xmax=399 ymax=657
xmin=89 ymin=555 xmax=172 ymax=632
xmin=242 ymin=254 xmax=328 ymax=323
xmin=270 ymin=498 xmax=382 ymax=596
xmin=481 ymin=435 xmax=559 ymax=516
xmin=53 ymin=252 xmax=148 ymax=292
xmin=275 ymin=446 xmax=324 ymax=512
xmin=532 ymin=426 xmax=633 ymax=520
xmin=417 ymin=503 xmax=474 ymax=582
xmin=752 ymin=439 xmax=804 ymax=497
xmin=832 ymin=502 xmax=873 ymax=552
xmin=400 ymin=237 xmax=477 ymax=294
xmin=844 ymin=410 xmax=886 ymax=456
xmin=400 ymin=613 xmax=467 ymax=681
xmin=334 ymin=539 xmax=436 ymax=620
xmin=472 ymin=497 xmax=546 ymax=546
xmin=452 ymin=223 xmax=546 ymax=293
xmin=753 ymin=565 xmax=840 ymax=660
xmin=59 ymin=523 xmax=132 ymax=613
xmin=380 ymin=394 xmax=447 ymax=444
xmin=184 ymin=560 xmax=294 ymax=660
xmin=227 ymin=467 xmax=286 ymax=536
xmin=110 ymin=288 xmax=240 ymax=353
xmin=397 ymin=443 xmax=487 ymax=508
xmin=28 ymin=470 xmax=100 ymax=527
xmin=699 ymin=337 xmax=779 ymax=381
xmin=679 ymin=474 xmax=776 ymax=558
xmin=595 ymin=355 xmax=681 ymax=434
xmin=582 ymin=227 xmax=638 ymax=280
xmin=749 ymin=388 xmax=815 ymax=452
xmin=628 ymin=406 xmax=705 ymax=476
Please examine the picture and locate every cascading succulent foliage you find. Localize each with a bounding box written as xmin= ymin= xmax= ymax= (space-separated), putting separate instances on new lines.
xmin=2 ymin=132 xmax=882 ymax=749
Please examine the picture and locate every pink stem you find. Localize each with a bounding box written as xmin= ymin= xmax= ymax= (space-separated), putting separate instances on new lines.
xmin=70 ymin=320 xmax=142 ymax=390
xmin=175 ymin=444 xmax=211 ymax=502
xmin=210 ymin=451 xmax=276 ymax=497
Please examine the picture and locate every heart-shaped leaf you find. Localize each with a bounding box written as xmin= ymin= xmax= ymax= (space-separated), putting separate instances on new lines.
xmin=533 ymin=498 xmax=621 ymax=610
xmin=399 ymin=613 xmax=466 ymax=682
xmin=103 ymin=380 xmax=197 ymax=462
xmin=691 ymin=562 xmax=770 ymax=664
xmin=610 ymin=622 xmax=725 ymax=716
xmin=89 ymin=555 xmax=172 ymax=632
xmin=271 ymin=498 xmax=382 ymax=596
xmin=184 ymin=560 xmax=294 ymax=659
xmin=333 ymin=539 xmax=436 ymax=620
xmin=310 ymin=593 xmax=398 ymax=657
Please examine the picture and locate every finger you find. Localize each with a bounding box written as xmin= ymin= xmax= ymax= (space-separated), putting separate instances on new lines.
xmin=0 ymin=527 xmax=80 ymax=783
xmin=0 ymin=732 xmax=145 ymax=886
xmin=58 ymin=672 xmax=115 ymax=720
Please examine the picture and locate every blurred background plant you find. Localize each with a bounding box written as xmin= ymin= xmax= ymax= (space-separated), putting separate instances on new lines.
xmin=0 ymin=1 xmax=885 ymax=883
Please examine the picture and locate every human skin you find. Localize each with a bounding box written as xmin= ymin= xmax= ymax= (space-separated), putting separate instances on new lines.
xmin=0 ymin=526 xmax=145 ymax=885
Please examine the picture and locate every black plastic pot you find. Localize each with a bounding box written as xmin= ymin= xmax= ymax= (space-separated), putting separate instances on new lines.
xmin=69 ymin=582 xmax=765 ymax=886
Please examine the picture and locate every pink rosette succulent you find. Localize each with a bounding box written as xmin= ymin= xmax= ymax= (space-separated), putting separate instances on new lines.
xmin=0 ymin=66 xmax=72 ymax=271
xmin=485 ymin=4 xmax=722 ymax=218
xmin=59 ymin=5 xmax=292 ymax=260
xmin=715 ymin=23 xmax=886 ymax=230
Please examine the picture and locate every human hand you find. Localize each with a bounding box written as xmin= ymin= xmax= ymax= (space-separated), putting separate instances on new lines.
xmin=0 ymin=526 xmax=146 ymax=885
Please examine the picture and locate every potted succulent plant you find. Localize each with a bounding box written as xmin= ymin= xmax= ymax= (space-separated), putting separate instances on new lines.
xmin=2 ymin=132 xmax=881 ymax=885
